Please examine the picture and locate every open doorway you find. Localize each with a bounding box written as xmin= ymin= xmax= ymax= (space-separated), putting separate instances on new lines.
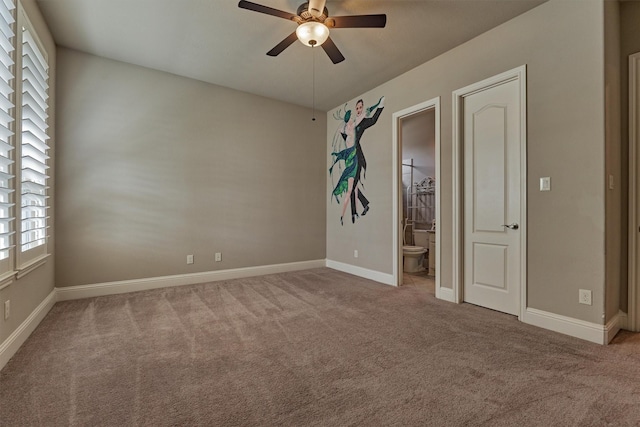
xmin=392 ymin=98 xmax=440 ymax=293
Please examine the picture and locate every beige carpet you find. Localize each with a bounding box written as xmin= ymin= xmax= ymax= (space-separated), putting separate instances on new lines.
xmin=1 ymin=268 xmax=640 ymax=426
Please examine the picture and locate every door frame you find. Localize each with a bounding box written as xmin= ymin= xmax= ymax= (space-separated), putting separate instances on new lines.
xmin=392 ymin=97 xmax=440 ymax=290
xmin=451 ymin=65 xmax=527 ymax=320
xmin=628 ymin=53 xmax=640 ymax=332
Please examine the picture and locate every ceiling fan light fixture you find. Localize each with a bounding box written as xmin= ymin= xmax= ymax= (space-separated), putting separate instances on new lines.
xmin=296 ymin=21 xmax=329 ymax=47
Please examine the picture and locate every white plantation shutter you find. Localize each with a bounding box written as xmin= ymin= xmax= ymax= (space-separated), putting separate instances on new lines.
xmin=0 ymin=0 xmax=14 ymax=270
xmin=20 ymin=23 xmax=48 ymax=255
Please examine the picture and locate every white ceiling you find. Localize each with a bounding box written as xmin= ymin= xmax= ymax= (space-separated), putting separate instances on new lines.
xmin=35 ymin=0 xmax=546 ymax=111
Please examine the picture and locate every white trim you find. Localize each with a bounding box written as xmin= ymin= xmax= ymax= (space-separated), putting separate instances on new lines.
xmin=56 ymin=260 xmax=326 ymax=301
xmin=434 ymin=103 xmax=442 ymax=297
xmin=452 ymin=88 xmax=463 ymax=304
xmin=605 ymin=310 xmax=624 ymax=343
xmin=618 ymin=310 xmax=629 ymax=331
xmin=392 ymin=110 xmax=400 ymax=286
xmin=451 ymin=65 xmax=528 ymax=316
xmin=16 ymin=254 xmax=50 ymax=279
xmin=435 ymin=285 xmax=455 ymax=302
xmin=391 ymin=97 xmax=441 ymax=291
xmin=522 ymin=308 xmax=612 ymax=345
xmin=628 ymin=53 xmax=640 ymax=332
xmin=0 ymin=272 xmax=15 ymax=291
xmin=326 ymin=259 xmax=394 ymax=286
xmin=0 ymin=288 xmax=56 ymax=371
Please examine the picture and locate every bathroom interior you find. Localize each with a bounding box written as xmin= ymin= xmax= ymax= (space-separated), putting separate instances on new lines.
xmin=401 ymin=108 xmax=436 ymax=289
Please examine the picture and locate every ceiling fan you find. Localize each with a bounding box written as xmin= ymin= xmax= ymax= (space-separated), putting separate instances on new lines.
xmin=238 ymin=0 xmax=387 ymax=64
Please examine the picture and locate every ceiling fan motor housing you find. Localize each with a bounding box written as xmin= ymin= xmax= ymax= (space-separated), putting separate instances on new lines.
xmin=297 ymin=2 xmax=328 ymax=22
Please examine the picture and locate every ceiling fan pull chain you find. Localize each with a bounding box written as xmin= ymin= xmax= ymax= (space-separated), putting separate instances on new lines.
xmin=312 ymin=45 xmax=316 ymax=121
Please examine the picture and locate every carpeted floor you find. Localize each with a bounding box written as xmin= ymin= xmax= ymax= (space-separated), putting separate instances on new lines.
xmin=1 ymin=268 xmax=640 ymax=426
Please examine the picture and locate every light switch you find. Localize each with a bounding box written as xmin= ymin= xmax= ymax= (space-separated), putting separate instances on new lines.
xmin=540 ymin=177 xmax=551 ymax=192
xmin=609 ymin=175 xmax=614 ymax=190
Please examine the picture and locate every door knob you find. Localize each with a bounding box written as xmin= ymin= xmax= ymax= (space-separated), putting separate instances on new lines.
xmin=502 ymin=223 xmax=519 ymax=230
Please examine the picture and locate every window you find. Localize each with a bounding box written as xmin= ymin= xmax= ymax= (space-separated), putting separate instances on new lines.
xmin=0 ymin=0 xmax=51 ymax=282
xmin=0 ymin=0 xmax=14 ymax=278
xmin=19 ymin=21 xmax=49 ymax=264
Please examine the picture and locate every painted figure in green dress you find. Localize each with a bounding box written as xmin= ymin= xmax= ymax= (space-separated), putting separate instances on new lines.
xmin=329 ymin=109 xmax=357 ymax=226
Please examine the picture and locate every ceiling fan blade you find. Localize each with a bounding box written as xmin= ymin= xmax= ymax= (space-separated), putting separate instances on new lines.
xmin=238 ymin=0 xmax=298 ymax=21
xmin=267 ymin=32 xmax=298 ymax=57
xmin=321 ymin=36 xmax=345 ymax=64
xmin=326 ymin=14 xmax=387 ymax=28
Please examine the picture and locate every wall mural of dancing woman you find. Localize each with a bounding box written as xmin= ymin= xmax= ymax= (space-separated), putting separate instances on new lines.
xmin=329 ymin=96 xmax=385 ymax=226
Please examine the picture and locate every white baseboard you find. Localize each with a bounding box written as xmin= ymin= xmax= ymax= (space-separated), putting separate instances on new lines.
xmin=325 ymin=259 xmax=394 ymax=286
xmin=0 ymin=288 xmax=56 ymax=371
xmin=436 ymin=285 xmax=455 ymax=303
xmin=605 ymin=310 xmax=625 ymax=343
xmin=56 ymin=260 xmax=326 ymax=301
xmin=618 ymin=311 xmax=629 ymax=331
xmin=522 ymin=307 xmax=611 ymax=345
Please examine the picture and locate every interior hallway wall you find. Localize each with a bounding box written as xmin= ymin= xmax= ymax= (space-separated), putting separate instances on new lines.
xmin=326 ymin=0 xmax=608 ymax=324
xmin=55 ymin=48 xmax=326 ymax=288
xmin=401 ymin=110 xmax=436 ymax=186
xmin=401 ymin=110 xmax=436 ymax=242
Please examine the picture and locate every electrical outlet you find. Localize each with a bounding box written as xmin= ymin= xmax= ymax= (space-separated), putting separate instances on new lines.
xmin=4 ymin=300 xmax=9 ymax=320
xmin=579 ymin=289 xmax=592 ymax=306
xmin=354 ymin=250 xmax=358 ymax=258
xmin=187 ymin=254 xmax=194 ymax=265
xmin=215 ymin=253 xmax=221 ymax=262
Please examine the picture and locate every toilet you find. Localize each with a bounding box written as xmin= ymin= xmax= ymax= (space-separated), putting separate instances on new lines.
xmin=403 ymin=229 xmax=430 ymax=273
xmin=402 ymin=245 xmax=427 ymax=272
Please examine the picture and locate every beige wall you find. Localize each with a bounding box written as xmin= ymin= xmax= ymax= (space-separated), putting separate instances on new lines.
xmin=55 ymin=49 xmax=326 ymax=288
xmin=327 ymin=0 xmax=608 ymax=324
xmin=0 ymin=0 xmax=56 ymax=344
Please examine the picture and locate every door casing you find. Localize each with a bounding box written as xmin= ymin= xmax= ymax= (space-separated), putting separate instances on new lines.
xmin=628 ymin=52 xmax=640 ymax=332
xmin=452 ymin=65 xmax=528 ymax=320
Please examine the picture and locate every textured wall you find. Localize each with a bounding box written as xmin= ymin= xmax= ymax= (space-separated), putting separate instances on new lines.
xmin=55 ymin=49 xmax=326 ymax=287
xmin=326 ymin=0 xmax=607 ymax=324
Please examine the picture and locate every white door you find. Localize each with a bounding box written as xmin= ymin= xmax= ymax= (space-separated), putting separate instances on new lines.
xmin=462 ymin=78 xmax=523 ymax=316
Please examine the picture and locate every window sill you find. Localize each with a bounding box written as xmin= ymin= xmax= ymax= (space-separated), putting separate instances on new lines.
xmin=16 ymin=254 xmax=50 ymax=279
xmin=0 ymin=254 xmax=51 ymax=290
